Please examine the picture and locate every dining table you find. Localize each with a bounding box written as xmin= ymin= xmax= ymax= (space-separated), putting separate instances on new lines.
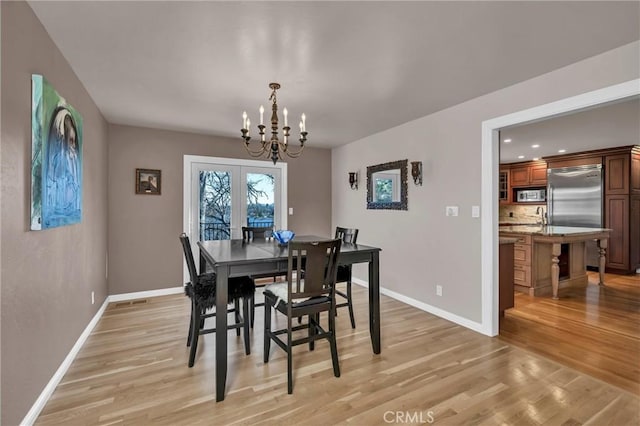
xmin=197 ymin=235 xmax=382 ymax=402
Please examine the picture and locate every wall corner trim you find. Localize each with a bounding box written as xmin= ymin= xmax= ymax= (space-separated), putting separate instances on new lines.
xmin=20 ymin=286 xmax=184 ymax=425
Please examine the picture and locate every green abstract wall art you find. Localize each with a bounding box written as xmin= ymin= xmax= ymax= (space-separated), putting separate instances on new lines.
xmin=31 ymin=74 xmax=83 ymax=230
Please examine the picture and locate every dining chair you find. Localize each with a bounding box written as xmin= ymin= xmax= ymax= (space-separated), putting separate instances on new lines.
xmin=335 ymin=227 xmax=359 ymax=328
xmin=242 ymin=226 xmax=272 ymax=241
xmin=179 ymin=233 xmax=255 ymax=367
xmin=263 ymin=238 xmax=342 ymax=394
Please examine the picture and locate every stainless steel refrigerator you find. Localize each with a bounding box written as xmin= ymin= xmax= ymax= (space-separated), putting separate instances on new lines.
xmin=547 ymin=164 xmax=603 ymax=267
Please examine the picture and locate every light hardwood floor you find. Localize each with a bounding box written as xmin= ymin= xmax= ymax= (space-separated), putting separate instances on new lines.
xmin=36 ymin=284 xmax=639 ymax=425
xmin=500 ymin=271 xmax=640 ymax=396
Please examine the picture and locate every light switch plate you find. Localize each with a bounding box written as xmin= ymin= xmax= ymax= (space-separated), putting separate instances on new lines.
xmin=288 ymin=207 xmax=294 ymax=215
xmin=472 ymin=205 xmax=480 ymax=218
xmin=445 ymin=206 xmax=459 ymax=217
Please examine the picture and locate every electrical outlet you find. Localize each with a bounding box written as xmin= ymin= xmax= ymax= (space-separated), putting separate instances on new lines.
xmin=288 ymin=207 xmax=294 ymax=215
xmin=91 ymin=291 xmax=95 ymax=305
xmin=445 ymin=206 xmax=459 ymax=217
xmin=436 ymin=285 xmax=443 ymax=296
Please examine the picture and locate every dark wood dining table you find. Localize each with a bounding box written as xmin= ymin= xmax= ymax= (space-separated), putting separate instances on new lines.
xmin=197 ymin=235 xmax=382 ymax=402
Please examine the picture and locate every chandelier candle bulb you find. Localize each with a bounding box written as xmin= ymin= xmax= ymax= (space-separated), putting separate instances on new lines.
xmin=301 ymin=113 xmax=306 ymax=131
xmin=242 ymin=111 xmax=247 ymax=129
xmin=283 ymin=107 xmax=288 ymax=126
xmin=259 ymin=105 xmax=264 ymax=125
xmin=246 ymin=118 xmax=250 ymax=136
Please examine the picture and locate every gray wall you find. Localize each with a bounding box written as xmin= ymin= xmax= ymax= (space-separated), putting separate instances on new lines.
xmin=108 ymin=124 xmax=331 ymax=295
xmin=332 ymin=41 xmax=639 ymax=323
xmin=0 ymin=2 xmax=109 ymax=425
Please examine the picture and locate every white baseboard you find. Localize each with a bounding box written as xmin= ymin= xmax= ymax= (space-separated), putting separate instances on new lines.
xmin=352 ymin=278 xmax=486 ymax=335
xmin=107 ymin=286 xmax=184 ymax=302
xmin=21 ymin=286 xmax=184 ymax=425
xmin=21 ymin=297 xmax=110 ymax=426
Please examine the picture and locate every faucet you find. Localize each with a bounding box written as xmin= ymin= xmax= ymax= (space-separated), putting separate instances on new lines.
xmin=536 ymin=206 xmax=547 ymax=225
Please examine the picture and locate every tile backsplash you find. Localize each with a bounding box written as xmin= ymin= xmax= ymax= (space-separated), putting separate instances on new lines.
xmin=499 ymin=204 xmax=546 ymax=224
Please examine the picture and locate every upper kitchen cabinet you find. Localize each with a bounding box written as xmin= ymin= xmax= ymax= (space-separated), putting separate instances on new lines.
xmin=508 ymin=160 xmax=548 ymax=187
xmin=605 ymin=154 xmax=630 ymax=195
xmin=499 ymin=167 xmax=511 ymax=204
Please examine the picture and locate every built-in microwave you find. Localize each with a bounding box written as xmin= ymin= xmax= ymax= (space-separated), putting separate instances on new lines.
xmin=515 ymin=189 xmax=546 ymax=203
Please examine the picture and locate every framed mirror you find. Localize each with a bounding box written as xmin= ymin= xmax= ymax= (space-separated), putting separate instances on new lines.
xmin=366 ymin=159 xmax=408 ymax=210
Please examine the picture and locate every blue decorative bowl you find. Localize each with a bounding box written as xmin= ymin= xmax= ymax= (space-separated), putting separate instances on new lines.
xmin=273 ymin=230 xmax=295 ymax=245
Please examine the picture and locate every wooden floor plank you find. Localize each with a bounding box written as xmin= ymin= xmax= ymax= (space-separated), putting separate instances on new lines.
xmin=499 ymin=271 xmax=640 ymax=396
xmin=36 ymin=283 xmax=639 ymax=425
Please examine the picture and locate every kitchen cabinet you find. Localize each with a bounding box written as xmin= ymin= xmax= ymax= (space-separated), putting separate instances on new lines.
xmin=499 ymin=168 xmax=510 ymax=204
xmin=604 ymin=195 xmax=629 ymax=270
xmin=507 ymin=161 xmax=547 ymax=188
xmin=510 ymin=166 xmax=530 ymax=187
xmin=530 ymin=163 xmax=548 ymax=185
xmin=499 ymin=239 xmax=515 ymax=314
xmin=605 ymin=154 xmax=630 ymax=195
xmin=603 ymin=147 xmax=640 ymax=273
xmin=500 ymin=233 xmax=532 ymax=293
xmin=631 ymin=196 xmax=640 ymax=270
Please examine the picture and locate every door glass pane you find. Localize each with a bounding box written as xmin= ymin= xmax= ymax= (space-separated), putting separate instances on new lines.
xmin=199 ymin=170 xmax=232 ymax=240
xmin=246 ymin=172 xmax=275 ymax=229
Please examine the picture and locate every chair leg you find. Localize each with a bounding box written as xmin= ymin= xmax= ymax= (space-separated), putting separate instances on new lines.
xmin=347 ymin=280 xmax=356 ymax=329
xmin=250 ymin=294 xmax=255 ymax=329
xmin=243 ymin=297 xmax=251 ymax=355
xmin=287 ymin=315 xmax=293 ymax=394
xmin=235 ymin=298 xmax=241 ymax=337
xmin=263 ymin=300 xmax=272 ymax=363
xmin=187 ymin=299 xmax=195 ymax=347
xmin=328 ymin=306 xmax=341 ymax=378
xmin=188 ymin=305 xmax=201 ymax=368
xmin=309 ymin=313 xmax=320 ymax=351
xmin=199 ymin=306 xmax=206 ymax=329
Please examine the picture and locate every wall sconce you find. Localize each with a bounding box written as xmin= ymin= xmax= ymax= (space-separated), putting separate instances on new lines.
xmin=411 ymin=161 xmax=423 ymax=186
xmin=348 ymin=172 xmax=358 ymax=190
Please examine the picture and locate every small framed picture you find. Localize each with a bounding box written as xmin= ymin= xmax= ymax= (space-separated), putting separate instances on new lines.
xmin=136 ymin=168 xmax=161 ymax=195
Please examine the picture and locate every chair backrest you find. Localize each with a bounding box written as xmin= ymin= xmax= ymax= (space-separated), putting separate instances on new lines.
xmin=335 ymin=227 xmax=359 ymax=244
xmin=287 ymin=239 xmax=341 ymax=302
xmin=242 ymin=226 xmax=272 ymax=241
xmin=179 ymin=233 xmax=199 ymax=284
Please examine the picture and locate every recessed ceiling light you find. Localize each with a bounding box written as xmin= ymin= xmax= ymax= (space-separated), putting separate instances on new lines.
xmin=533 ymin=157 xmax=539 ymax=161
xmin=504 ymin=139 xmax=512 ymax=143
xmin=558 ymin=149 xmax=566 ymax=153
xmin=531 ymin=144 xmax=540 ymax=148
xmin=518 ymin=155 xmax=525 ymax=159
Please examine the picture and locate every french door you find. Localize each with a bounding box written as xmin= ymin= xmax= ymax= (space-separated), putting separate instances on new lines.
xmin=183 ymin=156 xmax=287 ymax=278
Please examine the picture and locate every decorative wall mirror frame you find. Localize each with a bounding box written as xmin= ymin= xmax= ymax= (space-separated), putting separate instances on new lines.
xmin=366 ymin=159 xmax=408 ymax=210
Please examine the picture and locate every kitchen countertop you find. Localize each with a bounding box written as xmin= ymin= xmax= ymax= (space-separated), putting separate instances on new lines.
xmin=499 ymin=225 xmax=611 ymax=236
xmin=499 ymin=237 xmax=518 ymax=244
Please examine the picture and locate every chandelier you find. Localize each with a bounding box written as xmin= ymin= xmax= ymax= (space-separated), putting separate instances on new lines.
xmin=241 ymin=82 xmax=307 ymax=164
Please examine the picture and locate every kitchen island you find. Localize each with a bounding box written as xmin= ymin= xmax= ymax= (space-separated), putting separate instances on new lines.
xmin=500 ymin=226 xmax=611 ymax=299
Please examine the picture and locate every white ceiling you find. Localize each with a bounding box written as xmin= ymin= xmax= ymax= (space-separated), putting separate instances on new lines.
xmin=28 ymin=1 xmax=639 ymax=149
